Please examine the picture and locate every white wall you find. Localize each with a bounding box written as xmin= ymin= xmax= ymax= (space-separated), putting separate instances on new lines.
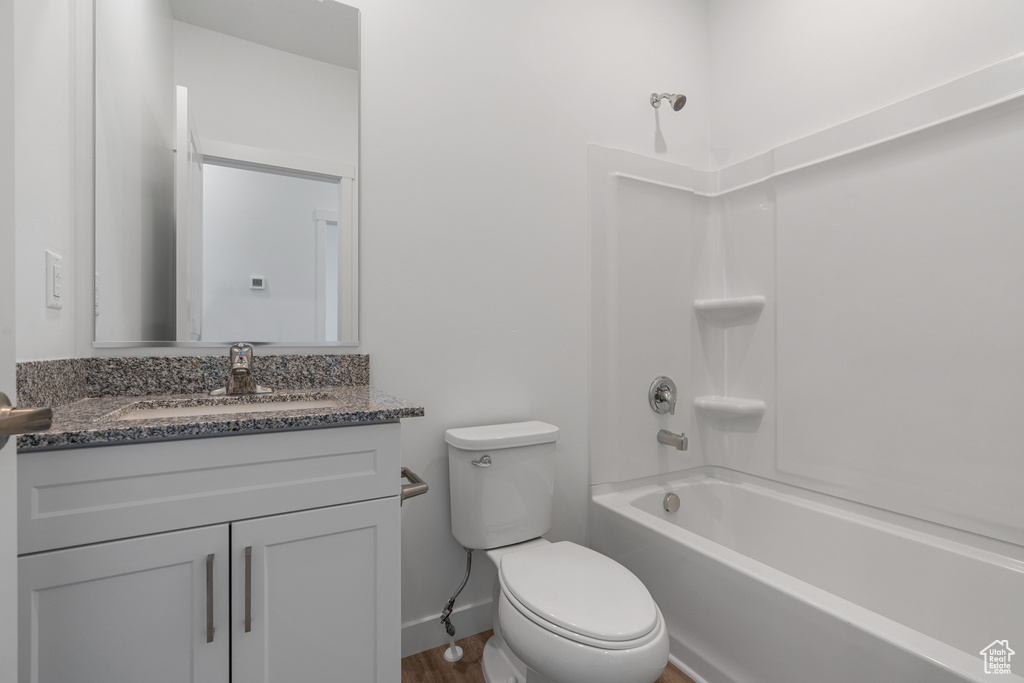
xmin=771 ymin=99 xmax=1024 ymax=544
xmin=94 ymin=0 xmax=175 ymax=342
xmin=13 ymin=0 xmax=711 ymax=655
xmin=708 ymin=0 xmax=1024 ymax=168
xmin=173 ymin=21 xmax=358 ymax=167
xmin=589 ymin=146 xmax=706 ymax=487
xmin=591 ymin=3 xmax=1024 ymax=549
xmin=699 ymin=0 xmax=1024 ymax=548
xmin=201 ymin=164 xmax=338 ymax=342
xmin=14 ymin=0 xmax=87 ymax=360
xmin=353 ymin=0 xmax=710 ymax=654
xmin=694 ymin=86 xmax=1024 ymax=548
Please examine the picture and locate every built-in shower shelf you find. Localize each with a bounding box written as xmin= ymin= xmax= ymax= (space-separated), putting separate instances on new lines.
xmin=694 ymin=296 xmax=766 ymax=321
xmin=694 ymin=396 xmax=766 ymax=419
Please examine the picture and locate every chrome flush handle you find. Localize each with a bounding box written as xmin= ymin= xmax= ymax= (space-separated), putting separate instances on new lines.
xmin=471 ymin=455 xmax=492 ymax=468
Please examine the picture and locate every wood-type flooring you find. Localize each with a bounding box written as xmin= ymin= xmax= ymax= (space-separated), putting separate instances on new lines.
xmin=401 ymin=630 xmax=696 ymax=683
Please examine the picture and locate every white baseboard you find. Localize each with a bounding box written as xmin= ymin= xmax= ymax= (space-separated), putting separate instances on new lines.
xmin=401 ymin=598 xmax=493 ymax=658
xmin=670 ymin=652 xmax=711 ymax=683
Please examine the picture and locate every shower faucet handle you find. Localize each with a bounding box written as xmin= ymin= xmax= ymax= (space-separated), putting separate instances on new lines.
xmin=649 ymin=376 xmax=677 ymax=415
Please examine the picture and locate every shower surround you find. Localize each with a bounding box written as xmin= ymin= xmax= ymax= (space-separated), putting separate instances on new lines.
xmin=588 ymin=54 xmax=1024 ymax=682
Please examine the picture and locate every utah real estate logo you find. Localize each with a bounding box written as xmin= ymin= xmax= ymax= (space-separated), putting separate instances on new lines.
xmin=980 ymin=640 xmax=1014 ymax=675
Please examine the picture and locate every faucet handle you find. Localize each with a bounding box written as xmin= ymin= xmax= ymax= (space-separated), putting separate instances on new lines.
xmin=230 ymin=342 xmax=254 ymax=369
xmin=649 ymin=376 xmax=678 ymax=415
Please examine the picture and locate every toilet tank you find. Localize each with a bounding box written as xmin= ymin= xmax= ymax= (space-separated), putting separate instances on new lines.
xmin=446 ymin=421 xmax=559 ymax=550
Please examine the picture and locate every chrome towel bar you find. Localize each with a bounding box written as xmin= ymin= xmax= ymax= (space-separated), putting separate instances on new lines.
xmin=401 ymin=467 xmax=428 ymax=505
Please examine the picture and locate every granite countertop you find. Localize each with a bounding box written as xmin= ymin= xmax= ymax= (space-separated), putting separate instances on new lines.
xmin=18 ymin=386 xmax=425 ymax=452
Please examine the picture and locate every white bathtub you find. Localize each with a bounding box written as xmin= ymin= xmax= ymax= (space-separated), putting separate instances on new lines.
xmin=590 ymin=468 xmax=1024 ymax=683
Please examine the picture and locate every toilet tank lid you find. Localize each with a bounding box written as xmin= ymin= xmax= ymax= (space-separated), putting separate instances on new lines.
xmin=445 ymin=421 xmax=559 ymax=450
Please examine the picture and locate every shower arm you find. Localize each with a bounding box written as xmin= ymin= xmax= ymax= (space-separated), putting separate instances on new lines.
xmin=650 ymin=92 xmax=687 ymax=111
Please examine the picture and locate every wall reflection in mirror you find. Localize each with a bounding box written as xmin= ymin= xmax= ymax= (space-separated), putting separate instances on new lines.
xmin=94 ymin=0 xmax=359 ymax=346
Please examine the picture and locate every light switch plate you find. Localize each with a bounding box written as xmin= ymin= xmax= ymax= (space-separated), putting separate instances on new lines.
xmin=46 ymin=250 xmax=63 ymax=310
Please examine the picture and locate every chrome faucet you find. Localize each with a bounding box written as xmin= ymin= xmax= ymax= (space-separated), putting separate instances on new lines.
xmin=210 ymin=343 xmax=273 ymax=396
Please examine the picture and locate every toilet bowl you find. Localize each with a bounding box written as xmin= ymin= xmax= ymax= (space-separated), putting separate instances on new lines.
xmin=487 ymin=540 xmax=668 ymax=683
xmin=446 ymin=422 xmax=669 ymax=683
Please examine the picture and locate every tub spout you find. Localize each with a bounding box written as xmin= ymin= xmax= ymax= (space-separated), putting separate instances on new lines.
xmin=657 ymin=429 xmax=688 ymax=451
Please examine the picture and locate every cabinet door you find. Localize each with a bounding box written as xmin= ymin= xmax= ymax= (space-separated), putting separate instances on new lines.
xmin=232 ymin=498 xmax=400 ymax=683
xmin=19 ymin=525 xmax=230 ymax=683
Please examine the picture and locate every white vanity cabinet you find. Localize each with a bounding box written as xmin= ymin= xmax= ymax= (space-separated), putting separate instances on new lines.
xmin=17 ymin=423 xmax=402 ymax=683
xmin=232 ymin=499 xmax=398 ymax=682
xmin=19 ymin=525 xmax=231 ymax=683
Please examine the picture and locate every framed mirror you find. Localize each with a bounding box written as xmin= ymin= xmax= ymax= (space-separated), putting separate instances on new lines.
xmin=93 ymin=0 xmax=359 ymax=346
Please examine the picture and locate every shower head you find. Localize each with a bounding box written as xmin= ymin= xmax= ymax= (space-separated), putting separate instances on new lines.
xmin=650 ymin=93 xmax=687 ymax=111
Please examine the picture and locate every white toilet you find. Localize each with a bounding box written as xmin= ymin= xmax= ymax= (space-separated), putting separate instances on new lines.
xmin=446 ymin=421 xmax=669 ymax=683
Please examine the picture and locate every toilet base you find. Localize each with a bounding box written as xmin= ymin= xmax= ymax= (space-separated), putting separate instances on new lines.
xmin=481 ymin=632 xmax=522 ymax=683
xmin=482 ymin=631 xmax=556 ymax=683
xmin=483 ymin=575 xmax=556 ymax=683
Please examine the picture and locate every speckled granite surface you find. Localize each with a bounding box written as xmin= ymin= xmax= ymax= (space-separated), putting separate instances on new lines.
xmin=84 ymin=354 xmax=370 ymax=399
xmin=17 ymin=359 xmax=89 ymax=409
xmin=15 ymin=354 xmax=421 ymax=451
xmin=17 ymin=386 xmax=423 ymax=451
xmin=17 ymin=354 xmax=370 ymax=407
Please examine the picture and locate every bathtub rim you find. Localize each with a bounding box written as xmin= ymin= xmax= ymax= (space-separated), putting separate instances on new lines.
xmin=590 ymin=466 xmax=1024 ymax=683
xmin=592 ymin=465 xmax=1024 ymax=566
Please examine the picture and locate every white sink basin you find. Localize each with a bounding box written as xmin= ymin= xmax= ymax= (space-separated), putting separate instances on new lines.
xmin=114 ymin=398 xmax=341 ymax=421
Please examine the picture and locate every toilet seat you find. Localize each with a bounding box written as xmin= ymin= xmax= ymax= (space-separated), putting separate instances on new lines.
xmin=498 ymin=541 xmax=661 ymax=649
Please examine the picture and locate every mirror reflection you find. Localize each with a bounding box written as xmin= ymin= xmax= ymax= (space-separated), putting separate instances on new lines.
xmin=94 ymin=0 xmax=359 ymax=346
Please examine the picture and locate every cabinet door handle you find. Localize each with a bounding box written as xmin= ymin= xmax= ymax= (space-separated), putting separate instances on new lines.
xmin=206 ymin=553 xmax=215 ymax=643
xmin=244 ymin=546 xmax=252 ymax=633
xmin=400 ymin=467 xmax=428 ymax=505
